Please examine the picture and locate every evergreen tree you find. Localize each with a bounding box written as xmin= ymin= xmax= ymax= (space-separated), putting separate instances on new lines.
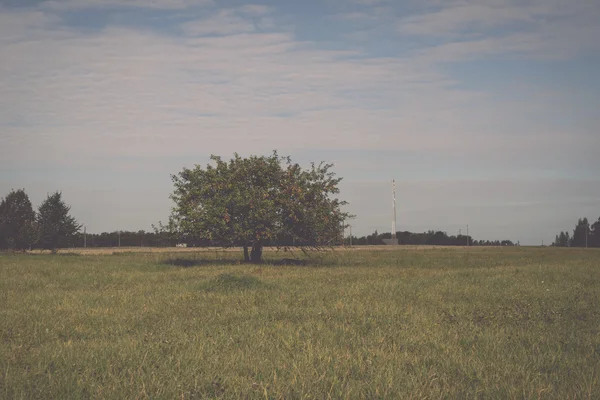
xmin=0 ymin=189 xmax=38 ymax=251
xmin=590 ymin=217 xmax=600 ymax=248
xmin=37 ymin=192 xmax=81 ymax=253
xmin=553 ymin=231 xmax=571 ymax=247
xmin=571 ymin=218 xmax=590 ymax=247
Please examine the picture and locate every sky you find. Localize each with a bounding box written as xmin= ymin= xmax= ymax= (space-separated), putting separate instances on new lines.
xmin=1 ymin=0 xmax=599 ymax=245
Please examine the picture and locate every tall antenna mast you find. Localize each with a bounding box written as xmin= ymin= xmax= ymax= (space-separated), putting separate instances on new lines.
xmin=392 ymin=179 xmax=397 ymax=239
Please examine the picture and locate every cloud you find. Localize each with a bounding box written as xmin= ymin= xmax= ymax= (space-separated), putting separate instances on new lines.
xmin=181 ymin=9 xmax=258 ymax=36
xmin=1 ymin=2 xmax=597 ymax=165
xmin=238 ymin=4 xmax=270 ymax=16
xmin=40 ymin=0 xmax=215 ymax=10
xmin=2 ymin=6 xmax=469 ymax=166
xmin=348 ymin=0 xmax=388 ymax=5
xmin=398 ymin=4 xmax=533 ymax=38
xmin=0 ymin=7 xmax=61 ymax=42
xmin=1 ymin=0 xmax=599 ymax=242
xmin=396 ymin=0 xmax=600 ymax=60
xmin=180 ymin=5 xmax=274 ymax=37
xmin=415 ymin=22 xmax=600 ymax=63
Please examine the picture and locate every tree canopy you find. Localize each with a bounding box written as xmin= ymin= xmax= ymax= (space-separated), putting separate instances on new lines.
xmin=0 ymin=189 xmax=37 ymax=251
xmin=553 ymin=216 xmax=600 ymax=248
xmin=37 ymin=191 xmax=81 ymax=253
xmin=165 ymin=151 xmax=353 ymax=262
xmin=592 ymin=217 xmax=600 ymax=247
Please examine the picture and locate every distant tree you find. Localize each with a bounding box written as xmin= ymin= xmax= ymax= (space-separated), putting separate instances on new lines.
xmin=591 ymin=217 xmax=600 ymax=248
xmin=367 ymin=230 xmax=384 ymax=245
xmin=37 ymin=192 xmax=81 ymax=253
xmin=427 ymin=231 xmax=447 ymax=245
xmin=562 ymin=231 xmax=570 ymax=247
xmin=552 ymin=231 xmax=571 ymax=247
xmin=0 ymin=189 xmax=38 ymax=251
xmin=165 ymin=151 xmax=352 ymax=263
xmin=570 ymin=218 xmax=590 ymax=247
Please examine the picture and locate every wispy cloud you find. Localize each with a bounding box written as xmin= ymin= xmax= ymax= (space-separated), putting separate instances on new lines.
xmin=181 ymin=9 xmax=258 ymax=36
xmin=397 ymin=0 xmax=600 ymax=60
xmin=40 ymin=0 xmax=215 ymax=10
xmin=398 ymin=4 xmax=533 ymax=38
xmin=348 ymin=0 xmax=389 ymax=5
xmin=0 ymin=0 xmax=598 ymax=242
xmin=238 ymin=4 xmax=270 ymax=16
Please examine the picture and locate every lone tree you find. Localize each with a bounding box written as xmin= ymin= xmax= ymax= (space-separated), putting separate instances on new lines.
xmin=0 ymin=189 xmax=38 ymax=251
xmin=166 ymin=151 xmax=352 ymax=262
xmin=37 ymin=191 xmax=81 ymax=253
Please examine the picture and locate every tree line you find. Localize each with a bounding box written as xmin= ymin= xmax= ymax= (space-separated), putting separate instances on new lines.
xmin=343 ymin=230 xmax=517 ymax=246
xmin=552 ymin=217 xmax=600 ymax=247
xmin=1 ymin=188 xmax=518 ymax=253
xmin=0 ymin=189 xmax=80 ymax=253
xmin=10 ymin=152 xmax=594 ymax=258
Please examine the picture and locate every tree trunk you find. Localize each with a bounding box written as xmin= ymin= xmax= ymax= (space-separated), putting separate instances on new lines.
xmin=250 ymin=242 xmax=263 ymax=263
xmin=243 ymin=245 xmax=250 ymax=262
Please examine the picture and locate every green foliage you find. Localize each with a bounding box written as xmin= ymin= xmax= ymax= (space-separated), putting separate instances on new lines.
xmin=0 ymin=189 xmax=38 ymax=251
xmin=167 ymin=151 xmax=353 ymax=262
xmin=37 ymin=192 xmax=81 ymax=253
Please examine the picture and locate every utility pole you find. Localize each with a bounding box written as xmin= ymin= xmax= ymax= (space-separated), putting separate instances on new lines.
xmin=392 ymin=179 xmax=397 ymax=240
xmin=466 ymin=224 xmax=469 ymax=246
xmin=118 ymin=230 xmax=121 ymax=247
xmin=84 ymin=226 xmax=87 ymax=248
xmin=586 ymin=220 xmax=588 ymax=248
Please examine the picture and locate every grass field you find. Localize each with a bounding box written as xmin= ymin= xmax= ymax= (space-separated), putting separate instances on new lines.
xmin=1 ymin=247 xmax=599 ymax=399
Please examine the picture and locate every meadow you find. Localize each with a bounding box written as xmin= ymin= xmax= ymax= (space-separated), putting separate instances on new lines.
xmin=1 ymin=246 xmax=599 ymax=399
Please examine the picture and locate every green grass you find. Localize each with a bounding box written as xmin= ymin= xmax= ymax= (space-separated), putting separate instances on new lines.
xmin=1 ymin=247 xmax=599 ymax=399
